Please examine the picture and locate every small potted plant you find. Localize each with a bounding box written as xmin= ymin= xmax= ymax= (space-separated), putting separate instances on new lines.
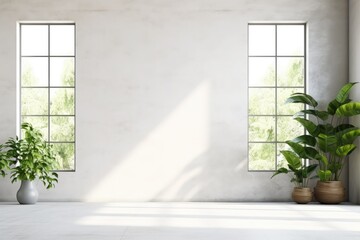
xmin=272 ymin=141 xmax=318 ymax=204
xmin=285 ymin=82 xmax=360 ymax=203
xmin=1 ymin=122 xmax=58 ymax=204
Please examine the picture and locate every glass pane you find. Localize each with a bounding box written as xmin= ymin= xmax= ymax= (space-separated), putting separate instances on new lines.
xmin=52 ymin=143 xmax=75 ymax=170
xmin=21 ymin=57 xmax=48 ymax=87
xmin=277 ymin=117 xmax=304 ymax=142
xmin=277 ymin=88 xmax=304 ymax=115
xmin=248 ymin=25 xmax=275 ymax=56
xmin=21 ymin=88 xmax=48 ymax=115
xmin=277 ymin=25 xmax=304 ymax=56
xmin=21 ymin=116 xmax=48 ymax=141
xmin=21 ymin=25 xmax=48 ymax=56
xmin=50 ymin=116 xmax=74 ymax=141
xmin=249 ymin=57 xmax=275 ymax=86
xmin=277 ymin=57 xmax=304 ymax=86
xmin=50 ymin=57 xmax=75 ymax=86
xmin=249 ymin=88 xmax=275 ymax=115
xmin=50 ymin=88 xmax=75 ymax=115
xmin=50 ymin=25 xmax=75 ymax=56
xmin=249 ymin=116 xmax=275 ymax=141
xmin=249 ymin=143 xmax=275 ymax=170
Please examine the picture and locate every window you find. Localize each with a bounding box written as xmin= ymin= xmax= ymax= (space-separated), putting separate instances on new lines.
xmin=248 ymin=23 xmax=306 ymax=171
xmin=19 ymin=23 xmax=76 ymax=171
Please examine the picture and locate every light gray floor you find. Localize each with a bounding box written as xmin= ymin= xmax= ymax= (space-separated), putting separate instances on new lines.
xmin=0 ymin=202 xmax=359 ymax=240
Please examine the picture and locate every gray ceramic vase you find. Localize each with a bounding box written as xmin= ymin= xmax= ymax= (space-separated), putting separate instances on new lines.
xmin=16 ymin=180 xmax=38 ymax=204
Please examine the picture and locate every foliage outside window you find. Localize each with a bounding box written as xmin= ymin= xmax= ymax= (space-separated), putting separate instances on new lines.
xmin=248 ymin=23 xmax=306 ymax=171
xmin=19 ymin=23 xmax=76 ymax=171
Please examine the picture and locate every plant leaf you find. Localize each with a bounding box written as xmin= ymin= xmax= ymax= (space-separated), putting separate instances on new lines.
xmin=335 ymin=124 xmax=356 ymax=133
xmin=316 ymin=153 xmax=328 ymax=166
xmin=285 ymin=141 xmax=306 ymax=158
xmin=317 ymin=133 xmax=337 ymax=153
xmin=328 ymin=99 xmax=342 ymax=115
xmin=341 ymin=129 xmax=360 ymax=144
xmin=318 ymin=170 xmax=332 ymax=181
xmin=294 ymin=118 xmax=319 ymax=136
xmin=305 ymin=164 xmax=318 ymax=175
xmin=304 ymin=147 xmax=321 ymax=160
xmin=298 ymin=110 xmax=329 ymax=121
xmin=291 ymin=135 xmax=317 ymax=147
xmin=286 ymin=93 xmax=318 ymax=107
xmin=336 ymin=144 xmax=356 ymax=157
xmin=280 ymin=150 xmax=301 ymax=169
xmin=335 ymin=102 xmax=360 ymax=117
xmin=318 ymin=123 xmax=335 ymax=135
xmin=335 ymin=82 xmax=357 ymax=103
xmin=271 ymin=167 xmax=289 ymax=178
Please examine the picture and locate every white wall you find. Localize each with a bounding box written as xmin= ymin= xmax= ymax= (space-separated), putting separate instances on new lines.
xmin=349 ymin=0 xmax=360 ymax=204
xmin=0 ymin=0 xmax=348 ymax=202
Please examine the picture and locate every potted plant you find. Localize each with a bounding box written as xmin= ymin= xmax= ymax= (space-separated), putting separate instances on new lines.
xmin=1 ymin=122 xmax=58 ymax=204
xmin=285 ymin=82 xmax=360 ymax=203
xmin=272 ymin=142 xmax=318 ymax=204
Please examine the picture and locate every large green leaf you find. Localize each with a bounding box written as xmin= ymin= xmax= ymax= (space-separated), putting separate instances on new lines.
xmin=303 ymin=164 xmax=318 ymax=178
xmin=335 ymin=124 xmax=355 ymax=133
xmin=318 ymin=123 xmax=335 ymax=135
xmin=298 ymin=110 xmax=329 ymax=121
xmin=336 ymin=144 xmax=356 ymax=157
xmin=317 ymin=133 xmax=337 ymax=153
xmin=318 ymin=170 xmax=332 ymax=181
xmin=327 ymin=99 xmax=341 ymax=115
xmin=328 ymin=162 xmax=342 ymax=177
xmin=294 ymin=118 xmax=319 ymax=136
xmin=335 ymin=82 xmax=357 ymax=103
xmin=271 ymin=167 xmax=289 ymax=178
xmin=288 ymin=164 xmax=300 ymax=174
xmin=316 ymin=153 xmax=328 ymax=166
xmin=341 ymin=129 xmax=360 ymax=144
xmin=285 ymin=141 xmax=306 ymax=158
xmin=291 ymin=135 xmax=316 ymax=147
xmin=328 ymin=99 xmax=351 ymax=115
xmin=280 ymin=150 xmax=301 ymax=169
xmin=335 ymin=102 xmax=360 ymax=117
xmin=286 ymin=93 xmax=318 ymax=107
xmin=304 ymin=147 xmax=321 ymax=160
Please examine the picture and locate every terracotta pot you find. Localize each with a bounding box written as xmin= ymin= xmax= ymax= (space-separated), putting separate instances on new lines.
xmin=292 ymin=187 xmax=312 ymax=204
xmin=314 ymin=181 xmax=345 ymax=204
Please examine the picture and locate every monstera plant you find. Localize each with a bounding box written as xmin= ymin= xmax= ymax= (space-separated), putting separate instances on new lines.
xmin=285 ymin=82 xmax=360 ymax=203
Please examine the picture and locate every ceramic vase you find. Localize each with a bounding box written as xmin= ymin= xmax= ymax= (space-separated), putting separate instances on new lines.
xmin=16 ymin=180 xmax=38 ymax=204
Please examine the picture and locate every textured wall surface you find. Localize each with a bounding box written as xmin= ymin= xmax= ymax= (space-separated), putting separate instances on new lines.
xmin=0 ymin=0 xmax=349 ymax=201
xmin=349 ymin=0 xmax=360 ymax=204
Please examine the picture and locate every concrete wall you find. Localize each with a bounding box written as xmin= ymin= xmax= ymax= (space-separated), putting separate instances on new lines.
xmin=0 ymin=0 xmax=348 ymax=202
xmin=349 ymin=0 xmax=360 ymax=204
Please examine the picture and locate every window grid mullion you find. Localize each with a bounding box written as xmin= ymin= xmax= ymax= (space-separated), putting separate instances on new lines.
xmin=22 ymin=86 xmax=75 ymax=89
xmin=22 ymin=114 xmax=75 ymax=117
xmin=48 ymin=24 xmax=51 ymax=144
xmin=19 ymin=24 xmax=22 ymax=139
xmin=22 ymin=55 xmax=75 ymax=58
xmin=274 ymin=24 xmax=278 ymax=170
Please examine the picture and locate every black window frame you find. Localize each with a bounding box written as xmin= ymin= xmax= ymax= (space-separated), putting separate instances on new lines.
xmin=247 ymin=23 xmax=307 ymax=172
xmin=18 ymin=22 xmax=76 ymax=172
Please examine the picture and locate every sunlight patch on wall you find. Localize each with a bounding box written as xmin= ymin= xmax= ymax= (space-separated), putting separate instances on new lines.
xmin=86 ymin=81 xmax=210 ymax=201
